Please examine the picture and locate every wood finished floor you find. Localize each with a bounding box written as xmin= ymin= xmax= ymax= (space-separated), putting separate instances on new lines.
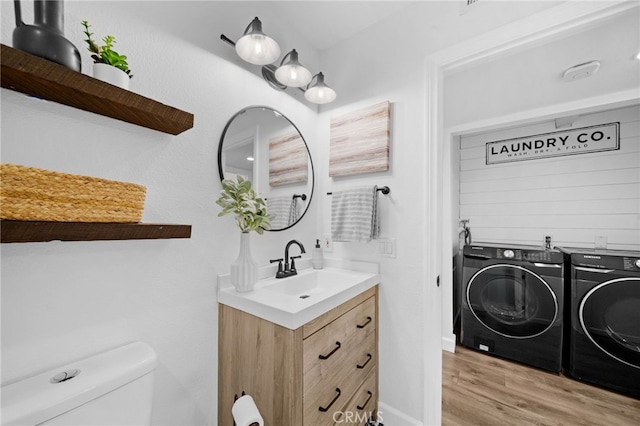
xmin=442 ymin=345 xmax=640 ymax=425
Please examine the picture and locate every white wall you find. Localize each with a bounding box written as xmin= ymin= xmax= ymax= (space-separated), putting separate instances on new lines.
xmin=1 ymin=2 xmax=318 ymax=425
xmin=458 ymin=105 xmax=640 ymax=250
xmin=314 ymin=2 xmax=565 ymax=424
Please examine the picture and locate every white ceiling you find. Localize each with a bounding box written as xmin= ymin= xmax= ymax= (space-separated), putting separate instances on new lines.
xmin=267 ymin=1 xmax=414 ymax=51
xmin=123 ymin=1 xmax=567 ymax=64
xmin=116 ymin=0 xmax=637 ymax=112
xmin=443 ymin=5 xmax=640 ymax=127
xmin=244 ymin=1 xmax=566 ymax=52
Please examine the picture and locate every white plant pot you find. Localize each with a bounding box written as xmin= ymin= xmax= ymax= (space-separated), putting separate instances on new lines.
xmin=93 ymin=63 xmax=129 ymax=90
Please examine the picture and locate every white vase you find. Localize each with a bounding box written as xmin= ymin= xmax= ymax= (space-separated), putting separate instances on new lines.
xmin=230 ymin=232 xmax=258 ymax=293
xmin=93 ymin=62 xmax=129 ymax=90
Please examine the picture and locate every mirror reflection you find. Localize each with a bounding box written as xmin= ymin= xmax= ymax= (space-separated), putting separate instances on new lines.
xmin=218 ymin=106 xmax=314 ymax=231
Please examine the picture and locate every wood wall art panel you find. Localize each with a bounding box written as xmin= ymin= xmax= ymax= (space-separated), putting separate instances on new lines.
xmin=269 ymin=132 xmax=308 ymax=186
xmin=329 ymin=101 xmax=390 ymax=177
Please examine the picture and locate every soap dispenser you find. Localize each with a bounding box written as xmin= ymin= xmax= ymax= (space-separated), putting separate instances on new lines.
xmin=311 ymin=239 xmax=324 ymax=270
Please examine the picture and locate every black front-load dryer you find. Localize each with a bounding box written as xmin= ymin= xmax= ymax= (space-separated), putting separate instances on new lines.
xmin=461 ymin=243 xmax=564 ymax=372
xmin=558 ymin=247 xmax=640 ymax=398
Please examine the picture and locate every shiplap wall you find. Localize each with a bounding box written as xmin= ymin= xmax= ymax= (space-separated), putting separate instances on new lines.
xmin=459 ymin=105 xmax=640 ymax=251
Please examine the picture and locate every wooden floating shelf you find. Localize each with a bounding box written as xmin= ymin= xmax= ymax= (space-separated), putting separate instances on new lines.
xmin=0 ymin=220 xmax=192 ymax=243
xmin=1 ymin=44 xmax=194 ymax=135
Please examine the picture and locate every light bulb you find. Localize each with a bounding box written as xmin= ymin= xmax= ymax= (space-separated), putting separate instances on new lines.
xmin=275 ymin=49 xmax=312 ymax=87
xmin=235 ymin=17 xmax=280 ymax=65
xmin=305 ymin=72 xmax=336 ymax=104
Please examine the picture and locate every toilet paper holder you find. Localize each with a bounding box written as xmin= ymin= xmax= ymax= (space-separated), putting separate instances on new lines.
xmin=233 ymin=391 xmax=262 ymax=426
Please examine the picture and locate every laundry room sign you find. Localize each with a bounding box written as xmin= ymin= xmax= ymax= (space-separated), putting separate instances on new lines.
xmin=486 ymin=122 xmax=619 ymax=165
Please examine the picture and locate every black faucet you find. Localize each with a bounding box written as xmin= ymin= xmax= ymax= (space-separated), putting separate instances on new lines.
xmin=274 ymin=240 xmax=306 ymax=278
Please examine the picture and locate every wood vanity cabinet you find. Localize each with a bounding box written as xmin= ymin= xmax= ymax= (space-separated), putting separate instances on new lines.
xmin=218 ymin=285 xmax=379 ymax=426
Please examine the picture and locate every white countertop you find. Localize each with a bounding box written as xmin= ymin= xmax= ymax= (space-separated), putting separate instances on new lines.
xmin=217 ymin=258 xmax=379 ymax=329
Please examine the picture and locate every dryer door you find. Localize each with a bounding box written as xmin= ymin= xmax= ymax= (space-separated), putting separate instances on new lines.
xmin=579 ymin=277 xmax=640 ymax=369
xmin=466 ymin=264 xmax=558 ymax=338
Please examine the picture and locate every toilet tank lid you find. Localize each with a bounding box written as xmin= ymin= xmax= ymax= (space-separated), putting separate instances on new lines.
xmin=1 ymin=341 xmax=157 ymax=426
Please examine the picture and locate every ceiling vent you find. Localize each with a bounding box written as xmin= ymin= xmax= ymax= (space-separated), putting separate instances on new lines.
xmin=562 ymin=60 xmax=600 ymax=82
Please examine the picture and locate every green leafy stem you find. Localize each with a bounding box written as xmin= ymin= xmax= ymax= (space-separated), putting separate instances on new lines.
xmin=216 ymin=176 xmax=271 ymax=234
xmin=81 ymin=20 xmax=133 ymax=78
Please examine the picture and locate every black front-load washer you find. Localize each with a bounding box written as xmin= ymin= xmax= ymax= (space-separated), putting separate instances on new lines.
xmin=558 ymin=247 xmax=640 ymax=398
xmin=461 ymin=243 xmax=564 ymax=372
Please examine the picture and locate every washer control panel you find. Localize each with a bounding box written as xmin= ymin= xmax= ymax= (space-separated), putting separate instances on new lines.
xmin=494 ymin=248 xmax=562 ymax=263
xmin=623 ymin=257 xmax=640 ymax=271
xmin=523 ymin=251 xmax=559 ymax=263
xmin=573 ymin=254 xmax=640 ymax=272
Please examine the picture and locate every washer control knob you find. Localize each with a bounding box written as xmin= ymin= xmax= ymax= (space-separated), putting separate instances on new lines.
xmin=503 ymin=250 xmax=515 ymax=259
xmin=635 ymin=259 xmax=640 ymax=269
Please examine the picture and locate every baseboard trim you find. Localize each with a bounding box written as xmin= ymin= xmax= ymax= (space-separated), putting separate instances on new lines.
xmin=378 ymin=401 xmax=423 ymax=426
xmin=442 ymin=334 xmax=456 ymax=353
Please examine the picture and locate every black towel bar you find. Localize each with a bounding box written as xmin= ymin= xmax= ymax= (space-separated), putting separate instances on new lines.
xmin=326 ymin=186 xmax=390 ymax=195
xmin=264 ymin=193 xmax=307 ymax=201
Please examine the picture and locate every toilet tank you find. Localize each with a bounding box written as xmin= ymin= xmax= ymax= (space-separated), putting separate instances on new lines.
xmin=1 ymin=342 xmax=157 ymax=426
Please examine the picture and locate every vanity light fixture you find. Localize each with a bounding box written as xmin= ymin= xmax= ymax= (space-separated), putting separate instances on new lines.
xmin=305 ymin=72 xmax=337 ymax=104
xmin=234 ymin=17 xmax=281 ymax=65
xmin=275 ymin=49 xmax=312 ymax=87
xmin=220 ymin=18 xmax=336 ymax=104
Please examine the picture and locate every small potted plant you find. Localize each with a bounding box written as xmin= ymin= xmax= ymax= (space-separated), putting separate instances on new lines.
xmin=81 ymin=20 xmax=132 ymax=89
xmin=216 ymin=176 xmax=271 ymax=292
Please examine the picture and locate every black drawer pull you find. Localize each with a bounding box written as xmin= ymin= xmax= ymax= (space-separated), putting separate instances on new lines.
xmin=319 ymin=387 xmax=341 ymax=412
xmin=356 ymin=353 xmax=372 ymax=369
xmin=357 ymin=391 xmax=373 ymax=410
xmin=319 ymin=341 xmax=341 ymax=360
xmin=357 ymin=316 xmax=372 ymax=329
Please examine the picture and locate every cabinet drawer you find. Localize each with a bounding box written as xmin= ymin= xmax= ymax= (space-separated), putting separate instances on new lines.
xmin=303 ymin=356 xmax=375 ymax=426
xmin=303 ymin=296 xmax=375 ymax=371
xmin=303 ymin=296 xmax=375 ymax=381
xmin=338 ymin=368 xmax=378 ymax=426
xmin=303 ymin=331 xmax=375 ymax=422
xmin=302 ymin=297 xmax=376 ymax=426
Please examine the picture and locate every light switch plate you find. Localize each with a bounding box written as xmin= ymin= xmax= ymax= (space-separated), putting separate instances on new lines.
xmin=379 ymin=238 xmax=396 ymax=258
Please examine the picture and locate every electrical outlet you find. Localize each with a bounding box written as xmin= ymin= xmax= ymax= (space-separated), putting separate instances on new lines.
xmin=323 ymin=234 xmax=333 ymax=252
xmin=544 ymin=235 xmax=552 ymax=249
xmin=595 ymin=235 xmax=608 ymax=249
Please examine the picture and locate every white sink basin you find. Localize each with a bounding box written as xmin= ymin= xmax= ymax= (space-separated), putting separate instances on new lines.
xmin=217 ymin=259 xmax=379 ymax=329
xmin=263 ymin=269 xmax=359 ymax=298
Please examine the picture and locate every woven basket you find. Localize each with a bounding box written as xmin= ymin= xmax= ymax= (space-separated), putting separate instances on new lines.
xmin=0 ymin=163 xmax=146 ymax=223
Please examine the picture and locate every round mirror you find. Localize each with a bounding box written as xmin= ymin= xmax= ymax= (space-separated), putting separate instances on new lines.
xmin=218 ymin=106 xmax=314 ymax=231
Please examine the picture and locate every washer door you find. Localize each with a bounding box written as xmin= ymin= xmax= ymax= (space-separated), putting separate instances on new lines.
xmin=579 ymin=278 xmax=640 ymax=369
xmin=466 ymin=264 xmax=558 ymax=338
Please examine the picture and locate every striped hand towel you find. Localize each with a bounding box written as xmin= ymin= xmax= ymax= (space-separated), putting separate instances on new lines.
xmin=267 ymin=196 xmax=292 ymax=229
xmin=288 ymin=197 xmax=301 ymax=226
xmin=331 ymin=186 xmax=379 ymax=242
